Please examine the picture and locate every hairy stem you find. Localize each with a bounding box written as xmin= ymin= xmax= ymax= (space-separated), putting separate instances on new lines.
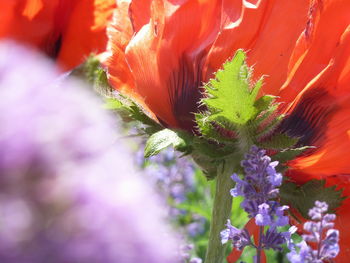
xmin=204 ymin=161 xmax=236 ymax=263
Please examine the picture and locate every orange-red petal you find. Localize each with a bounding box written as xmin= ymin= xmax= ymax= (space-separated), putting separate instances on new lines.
xmin=0 ymin=0 xmax=115 ymax=69
xmin=282 ymin=0 xmax=350 ymax=177
xmin=205 ymin=0 xmax=309 ymax=99
xmin=0 ymin=0 xmax=63 ymax=52
xmin=279 ymin=0 xmax=350 ymax=101
xmin=282 ymin=2 xmax=350 ymax=262
xmin=57 ymin=0 xmax=116 ymax=69
xmin=129 ymin=0 xmax=152 ymax=33
xmin=103 ymin=0 xmax=156 ymax=117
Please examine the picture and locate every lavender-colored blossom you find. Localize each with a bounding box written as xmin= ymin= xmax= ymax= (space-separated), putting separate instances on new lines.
xmin=231 ymin=147 xmax=289 ymax=228
xmin=231 ymin=146 xmax=283 ymax=219
xmin=287 ymin=241 xmax=313 ymax=263
xmin=255 ymin=203 xmax=272 ymax=226
xmin=0 ymin=42 xmax=179 ymax=263
xmin=309 ymin=201 xmax=332 ymax=221
xmin=287 ymin=201 xmax=339 ymax=263
xmin=262 ymin=227 xmax=294 ymax=251
xmin=222 ymin=146 xmax=292 ymax=252
xmin=220 ymin=220 xmax=251 ymax=250
xmin=273 ymin=205 xmax=290 ymax=228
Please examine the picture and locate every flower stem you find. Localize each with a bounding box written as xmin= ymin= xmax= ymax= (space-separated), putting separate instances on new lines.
xmin=256 ymin=226 xmax=264 ymax=263
xmin=204 ymin=160 xmax=236 ymax=263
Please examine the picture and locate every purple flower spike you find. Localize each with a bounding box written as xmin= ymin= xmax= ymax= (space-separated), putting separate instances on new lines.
xmin=223 ymin=146 xmax=293 ymax=254
xmin=287 ymin=201 xmax=339 ymax=263
xmin=0 ymin=42 xmax=179 ymax=263
xmin=230 ymin=147 xmax=285 ymax=218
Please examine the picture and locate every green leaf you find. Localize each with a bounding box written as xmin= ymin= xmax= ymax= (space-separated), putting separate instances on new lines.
xmin=103 ymin=98 xmax=123 ymax=110
xmin=191 ymin=154 xmax=221 ymax=180
xmin=128 ymin=103 xmax=159 ymax=127
xmin=144 ymin=129 xmax=193 ymax=157
xmin=253 ymin=103 xmax=280 ymax=128
xmin=195 ymin=113 xmax=237 ymax=144
xmin=192 ymin=138 xmax=236 ymax=159
xmin=202 ymin=50 xmax=263 ymax=127
xmin=254 ymin=95 xmax=276 ymax=113
xmin=257 ymin=133 xmax=298 ymax=150
xmin=195 ymin=113 xmax=220 ymax=141
xmin=273 ymin=146 xmax=313 ymax=165
xmin=70 ymin=55 xmax=112 ymax=95
xmin=104 ymin=97 xmax=162 ymax=133
xmin=280 ymin=180 xmax=345 ymax=219
xmin=255 ymin=114 xmax=284 ymax=140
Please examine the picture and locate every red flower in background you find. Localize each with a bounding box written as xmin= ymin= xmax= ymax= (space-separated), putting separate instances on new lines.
xmin=0 ymin=0 xmax=116 ymax=69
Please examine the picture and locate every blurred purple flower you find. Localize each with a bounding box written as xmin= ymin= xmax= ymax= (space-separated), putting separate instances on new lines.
xmin=138 ymin=146 xmax=196 ymax=203
xmin=189 ymin=257 xmax=202 ymax=263
xmin=0 ymin=42 xmax=178 ymax=263
xmin=186 ymin=216 xmax=206 ymax=237
xmin=135 ymin=142 xmax=207 ymax=234
xmin=133 ymin=134 xmax=205 ymax=261
xmin=179 ymin=243 xmax=203 ymax=263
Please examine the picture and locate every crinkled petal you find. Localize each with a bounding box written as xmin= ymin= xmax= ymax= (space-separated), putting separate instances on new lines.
xmin=205 ymin=0 xmax=309 ymax=99
xmin=57 ymin=0 xmax=116 ymax=69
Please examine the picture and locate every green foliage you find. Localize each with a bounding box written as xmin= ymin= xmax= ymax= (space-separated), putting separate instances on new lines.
xmin=257 ymin=133 xmax=298 ymax=150
xmin=195 ymin=113 xmax=236 ymax=144
xmin=144 ymin=129 xmax=193 ymax=157
xmin=104 ymin=96 xmax=162 ymax=135
xmin=254 ymin=94 xmax=275 ymax=113
xmin=202 ymin=50 xmax=262 ymax=127
xmin=70 ymin=55 xmax=111 ymax=95
xmin=280 ymin=180 xmax=345 ymax=219
xmin=273 ymin=146 xmax=314 ymax=168
xmin=197 ymin=49 xmax=301 ymax=160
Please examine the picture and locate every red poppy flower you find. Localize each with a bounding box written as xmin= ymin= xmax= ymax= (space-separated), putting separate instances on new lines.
xmin=0 ymin=0 xmax=116 ymax=69
xmin=104 ymin=0 xmax=309 ymax=130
